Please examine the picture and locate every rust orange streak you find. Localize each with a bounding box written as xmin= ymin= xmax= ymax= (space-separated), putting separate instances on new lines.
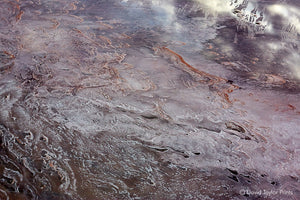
xmin=157 ymin=47 xmax=239 ymax=104
xmin=73 ymin=28 xmax=82 ymax=34
xmin=98 ymin=35 xmax=112 ymax=46
xmin=223 ymin=93 xmax=231 ymax=103
xmin=159 ymin=47 xmax=226 ymax=83
xmin=8 ymin=1 xmax=20 ymax=10
xmin=69 ymin=2 xmax=78 ymax=10
xmin=16 ymin=10 xmax=24 ymax=22
xmin=121 ymin=33 xmax=131 ymax=39
xmin=6 ymin=1 xmax=20 ymax=16
xmin=50 ymin=19 xmax=60 ymax=29
xmin=69 ymin=14 xmax=84 ymax=23
xmin=3 ymin=51 xmax=15 ymax=59
xmin=97 ymin=21 xmax=114 ymax=29
xmin=73 ymin=28 xmax=104 ymax=48
xmin=49 ymin=161 xmax=56 ymax=170
xmin=288 ymin=104 xmax=296 ymax=110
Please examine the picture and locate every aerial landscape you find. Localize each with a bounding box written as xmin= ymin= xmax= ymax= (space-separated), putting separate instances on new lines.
xmin=0 ymin=0 xmax=299 ymax=199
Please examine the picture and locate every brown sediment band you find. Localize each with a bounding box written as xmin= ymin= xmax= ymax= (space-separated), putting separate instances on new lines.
xmin=156 ymin=46 xmax=226 ymax=84
xmin=154 ymin=46 xmax=239 ymax=104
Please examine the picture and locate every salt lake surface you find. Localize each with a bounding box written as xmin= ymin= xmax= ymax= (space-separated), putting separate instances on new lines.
xmin=0 ymin=0 xmax=300 ymax=199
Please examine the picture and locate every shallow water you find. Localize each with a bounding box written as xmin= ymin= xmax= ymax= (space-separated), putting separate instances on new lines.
xmin=0 ymin=0 xmax=300 ymax=199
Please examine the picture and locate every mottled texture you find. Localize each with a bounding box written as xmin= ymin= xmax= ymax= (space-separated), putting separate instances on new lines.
xmin=0 ymin=0 xmax=299 ymax=199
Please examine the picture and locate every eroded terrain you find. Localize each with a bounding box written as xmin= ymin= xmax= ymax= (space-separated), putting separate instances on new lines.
xmin=0 ymin=0 xmax=300 ymax=199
